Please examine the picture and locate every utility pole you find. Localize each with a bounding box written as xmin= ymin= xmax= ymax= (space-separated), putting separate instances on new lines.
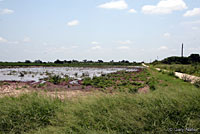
xmin=181 ymin=43 xmax=184 ymax=57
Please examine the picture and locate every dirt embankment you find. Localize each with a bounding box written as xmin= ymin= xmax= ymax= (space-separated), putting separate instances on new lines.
xmin=0 ymin=80 xmax=93 ymax=99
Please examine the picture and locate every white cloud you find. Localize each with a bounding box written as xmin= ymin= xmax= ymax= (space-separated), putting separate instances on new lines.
xmin=71 ymin=45 xmax=79 ymax=49
xmin=163 ymin=32 xmax=171 ymax=38
xmin=142 ymin=0 xmax=187 ymax=14
xmin=98 ymin=0 xmax=128 ymax=10
xmin=91 ymin=41 xmax=99 ymax=45
xmin=118 ymin=40 xmax=132 ymax=45
xmin=117 ymin=46 xmax=130 ymax=50
xmin=45 ymin=46 xmax=69 ymax=53
xmin=189 ymin=47 xmax=200 ymax=51
xmin=0 ymin=8 xmax=14 ymax=15
xmin=43 ymin=42 xmax=48 ymax=46
xmin=8 ymin=41 xmax=19 ymax=44
xmin=183 ymin=8 xmax=200 ymax=17
xmin=192 ymin=27 xmax=199 ymax=30
xmin=23 ymin=37 xmax=31 ymax=42
xmin=128 ymin=9 xmax=137 ymax=13
xmin=158 ymin=46 xmax=168 ymax=50
xmin=181 ymin=20 xmax=200 ymax=26
xmin=0 ymin=37 xmax=19 ymax=44
xmin=91 ymin=45 xmax=102 ymax=50
xmin=67 ymin=20 xmax=79 ymax=26
xmin=0 ymin=37 xmax=7 ymax=43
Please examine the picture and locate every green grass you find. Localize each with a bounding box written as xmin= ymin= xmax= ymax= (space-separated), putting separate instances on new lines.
xmin=154 ymin=64 xmax=200 ymax=77
xmin=0 ymin=93 xmax=61 ymax=134
xmin=0 ymin=69 xmax=200 ymax=134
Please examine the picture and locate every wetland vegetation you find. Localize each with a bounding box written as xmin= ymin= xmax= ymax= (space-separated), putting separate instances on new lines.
xmin=0 ymin=68 xmax=199 ymax=133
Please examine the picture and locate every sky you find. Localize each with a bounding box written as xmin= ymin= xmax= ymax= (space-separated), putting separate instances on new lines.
xmin=0 ymin=0 xmax=200 ymax=62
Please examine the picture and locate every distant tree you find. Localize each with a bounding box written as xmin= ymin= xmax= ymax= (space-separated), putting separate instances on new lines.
xmin=159 ymin=54 xmax=200 ymax=64
xmin=98 ymin=60 xmax=104 ymax=63
xmin=121 ymin=60 xmax=129 ymax=63
xmin=63 ymin=60 xmax=72 ymax=64
xmin=72 ymin=60 xmax=78 ymax=63
xmin=162 ymin=56 xmax=189 ymax=64
xmin=87 ymin=60 xmax=93 ymax=63
xmin=54 ymin=59 xmax=63 ymax=64
xmin=110 ymin=60 xmax=114 ymax=63
xmin=34 ymin=60 xmax=43 ymax=63
xmin=188 ymin=54 xmax=200 ymax=63
xmin=25 ymin=60 xmax=31 ymax=63
xmin=83 ymin=60 xmax=87 ymax=63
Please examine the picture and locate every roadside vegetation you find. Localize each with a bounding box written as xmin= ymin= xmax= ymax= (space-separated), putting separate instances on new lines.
xmin=0 ymin=68 xmax=199 ymax=133
xmin=151 ymin=53 xmax=200 ymax=77
xmin=153 ymin=64 xmax=200 ymax=77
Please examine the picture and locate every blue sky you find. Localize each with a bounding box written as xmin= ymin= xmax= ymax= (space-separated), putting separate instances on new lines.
xmin=0 ymin=0 xmax=200 ymax=62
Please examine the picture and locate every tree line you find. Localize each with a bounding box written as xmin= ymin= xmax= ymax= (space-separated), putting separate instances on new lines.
xmin=153 ymin=54 xmax=200 ymax=64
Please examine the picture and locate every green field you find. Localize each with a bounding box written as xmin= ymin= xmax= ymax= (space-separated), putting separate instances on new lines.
xmin=0 ymin=68 xmax=199 ymax=134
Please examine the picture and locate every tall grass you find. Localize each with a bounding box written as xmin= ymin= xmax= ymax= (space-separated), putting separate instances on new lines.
xmin=0 ymin=94 xmax=61 ymax=134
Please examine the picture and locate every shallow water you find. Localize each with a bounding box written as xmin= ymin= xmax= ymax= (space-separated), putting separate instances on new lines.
xmin=0 ymin=67 xmax=141 ymax=82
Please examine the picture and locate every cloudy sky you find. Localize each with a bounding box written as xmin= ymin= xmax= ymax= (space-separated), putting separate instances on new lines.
xmin=0 ymin=0 xmax=200 ymax=62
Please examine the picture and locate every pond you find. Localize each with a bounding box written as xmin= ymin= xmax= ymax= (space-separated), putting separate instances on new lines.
xmin=0 ymin=67 xmax=142 ymax=82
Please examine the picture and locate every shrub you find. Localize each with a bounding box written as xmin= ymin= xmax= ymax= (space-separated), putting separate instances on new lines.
xmin=181 ymin=75 xmax=192 ymax=82
xmin=194 ymin=79 xmax=200 ymax=88
xmin=83 ymin=77 xmax=92 ymax=86
xmin=45 ymin=75 xmax=70 ymax=84
xmin=48 ymin=75 xmax=62 ymax=84
xmin=146 ymin=77 xmax=156 ymax=91
xmin=167 ymin=71 xmax=175 ymax=77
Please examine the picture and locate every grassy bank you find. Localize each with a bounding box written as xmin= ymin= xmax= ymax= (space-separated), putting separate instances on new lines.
xmin=0 ymin=69 xmax=200 ymax=134
xmin=153 ymin=64 xmax=200 ymax=77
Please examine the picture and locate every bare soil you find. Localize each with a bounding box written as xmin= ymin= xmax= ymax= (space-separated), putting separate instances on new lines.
xmin=0 ymin=80 xmax=93 ymax=98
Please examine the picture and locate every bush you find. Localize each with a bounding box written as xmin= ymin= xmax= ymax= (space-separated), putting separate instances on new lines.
xmin=194 ymin=79 xmax=200 ymax=88
xmin=146 ymin=77 xmax=156 ymax=91
xmin=49 ymin=75 xmax=62 ymax=84
xmin=83 ymin=77 xmax=92 ymax=86
xmin=181 ymin=75 xmax=192 ymax=82
xmin=167 ymin=71 xmax=175 ymax=77
xmin=44 ymin=75 xmax=70 ymax=84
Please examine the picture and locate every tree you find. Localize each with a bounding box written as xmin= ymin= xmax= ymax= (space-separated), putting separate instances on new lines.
xmin=188 ymin=54 xmax=200 ymax=63
xmin=25 ymin=60 xmax=31 ymax=63
xmin=54 ymin=59 xmax=63 ymax=64
xmin=98 ymin=60 xmax=103 ymax=63
xmin=34 ymin=60 xmax=43 ymax=63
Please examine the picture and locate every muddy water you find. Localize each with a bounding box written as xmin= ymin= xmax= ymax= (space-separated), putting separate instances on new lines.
xmin=0 ymin=67 xmax=141 ymax=82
